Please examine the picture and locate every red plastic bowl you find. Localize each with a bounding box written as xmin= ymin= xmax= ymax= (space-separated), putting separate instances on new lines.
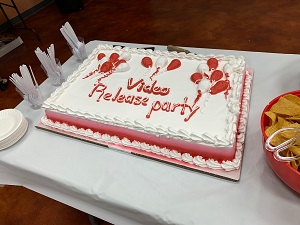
xmin=260 ymin=90 xmax=300 ymax=194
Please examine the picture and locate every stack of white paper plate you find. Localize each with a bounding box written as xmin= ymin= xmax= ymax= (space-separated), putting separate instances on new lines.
xmin=0 ymin=109 xmax=28 ymax=150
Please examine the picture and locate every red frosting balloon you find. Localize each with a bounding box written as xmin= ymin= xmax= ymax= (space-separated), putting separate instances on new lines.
xmin=167 ymin=59 xmax=181 ymax=71
xmin=190 ymin=72 xmax=203 ymax=84
xmin=100 ymin=61 xmax=113 ymax=73
xmin=109 ymin=53 xmax=120 ymax=63
xmin=141 ymin=57 xmax=153 ymax=68
xmin=210 ymin=80 xmax=230 ymax=95
xmin=210 ymin=70 xmax=223 ymax=82
xmin=207 ymin=58 xmax=218 ymax=71
xmin=97 ymin=53 xmax=106 ymax=61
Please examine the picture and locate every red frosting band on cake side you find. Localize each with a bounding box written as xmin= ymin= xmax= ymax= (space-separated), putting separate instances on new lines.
xmin=45 ymin=110 xmax=236 ymax=161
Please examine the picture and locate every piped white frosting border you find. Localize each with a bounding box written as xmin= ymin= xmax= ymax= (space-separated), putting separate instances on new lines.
xmin=41 ymin=69 xmax=252 ymax=171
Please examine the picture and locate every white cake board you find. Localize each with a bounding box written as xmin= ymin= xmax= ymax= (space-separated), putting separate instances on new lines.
xmin=36 ymin=69 xmax=253 ymax=182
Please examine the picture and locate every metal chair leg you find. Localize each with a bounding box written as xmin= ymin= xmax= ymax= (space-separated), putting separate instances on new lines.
xmin=0 ymin=0 xmax=41 ymax=41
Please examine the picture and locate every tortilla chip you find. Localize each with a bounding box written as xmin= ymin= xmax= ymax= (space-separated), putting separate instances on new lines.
xmin=289 ymin=146 xmax=300 ymax=156
xmin=286 ymin=116 xmax=300 ymax=122
xmin=277 ymin=116 xmax=292 ymax=127
xmin=265 ymin=111 xmax=277 ymax=125
xmin=270 ymin=97 xmax=300 ymax=116
xmin=279 ymin=129 xmax=298 ymax=139
xmin=265 ymin=124 xmax=279 ymax=137
xmin=283 ymin=94 xmax=300 ymax=106
xmin=285 ymin=123 xmax=300 ymax=128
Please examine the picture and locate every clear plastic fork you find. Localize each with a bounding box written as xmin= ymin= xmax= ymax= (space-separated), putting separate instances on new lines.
xmin=265 ymin=127 xmax=300 ymax=162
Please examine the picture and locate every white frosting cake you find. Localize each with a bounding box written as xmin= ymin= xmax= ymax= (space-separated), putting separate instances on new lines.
xmin=41 ymin=44 xmax=252 ymax=171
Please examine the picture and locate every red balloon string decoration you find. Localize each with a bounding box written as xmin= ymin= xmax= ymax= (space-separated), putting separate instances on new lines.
xmin=97 ymin=52 xmax=130 ymax=82
xmin=190 ymin=58 xmax=233 ymax=106
xmin=83 ymin=51 xmax=131 ymax=82
xmin=100 ymin=61 xmax=113 ymax=73
xmin=96 ymin=61 xmax=114 ymax=82
xmin=190 ymin=72 xmax=211 ymax=107
xmin=150 ymin=56 xmax=168 ymax=80
xmin=223 ymin=63 xmax=232 ymax=79
xmin=193 ymin=90 xmax=202 ymax=108
xmin=150 ymin=57 xmax=181 ymax=80
xmin=210 ymin=80 xmax=231 ymax=98
xmin=83 ymin=53 xmax=107 ymax=79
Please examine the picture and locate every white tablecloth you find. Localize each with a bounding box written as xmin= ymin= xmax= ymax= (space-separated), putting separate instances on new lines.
xmin=0 ymin=41 xmax=299 ymax=225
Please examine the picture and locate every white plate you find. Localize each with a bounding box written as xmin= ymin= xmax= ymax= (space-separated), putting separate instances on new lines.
xmin=0 ymin=109 xmax=28 ymax=150
xmin=0 ymin=109 xmax=23 ymax=140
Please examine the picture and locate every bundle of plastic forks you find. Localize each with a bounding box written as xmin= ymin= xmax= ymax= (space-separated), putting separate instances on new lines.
xmin=60 ymin=22 xmax=87 ymax=62
xmin=35 ymin=44 xmax=64 ymax=86
xmin=35 ymin=44 xmax=61 ymax=77
xmin=9 ymin=65 xmax=43 ymax=109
